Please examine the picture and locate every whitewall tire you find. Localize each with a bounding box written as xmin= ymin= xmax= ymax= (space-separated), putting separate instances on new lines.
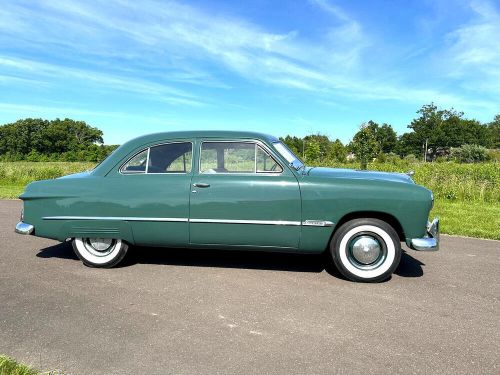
xmin=72 ymin=238 xmax=128 ymax=268
xmin=330 ymin=218 xmax=401 ymax=282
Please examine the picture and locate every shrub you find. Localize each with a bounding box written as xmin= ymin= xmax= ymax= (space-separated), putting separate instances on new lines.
xmin=404 ymin=154 xmax=418 ymax=163
xmin=450 ymin=144 xmax=490 ymax=163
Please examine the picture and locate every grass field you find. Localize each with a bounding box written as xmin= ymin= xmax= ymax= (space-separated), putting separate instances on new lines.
xmin=0 ymin=161 xmax=498 ymax=240
xmin=0 ymin=354 xmax=61 ymax=375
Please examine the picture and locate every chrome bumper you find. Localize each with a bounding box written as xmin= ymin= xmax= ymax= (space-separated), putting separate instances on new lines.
xmin=410 ymin=218 xmax=439 ymax=251
xmin=15 ymin=221 xmax=34 ymax=235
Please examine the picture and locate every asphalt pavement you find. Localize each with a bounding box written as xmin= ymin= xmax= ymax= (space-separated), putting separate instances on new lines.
xmin=0 ymin=199 xmax=498 ymax=374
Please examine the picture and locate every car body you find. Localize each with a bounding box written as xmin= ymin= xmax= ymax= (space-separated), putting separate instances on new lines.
xmin=16 ymin=131 xmax=439 ymax=282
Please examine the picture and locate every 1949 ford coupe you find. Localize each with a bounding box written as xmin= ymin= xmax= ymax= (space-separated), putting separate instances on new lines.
xmin=15 ymin=131 xmax=439 ymax=282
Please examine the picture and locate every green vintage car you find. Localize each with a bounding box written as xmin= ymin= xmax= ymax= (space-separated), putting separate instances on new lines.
xmin=15 ymin=131 xmax=439 ymax=282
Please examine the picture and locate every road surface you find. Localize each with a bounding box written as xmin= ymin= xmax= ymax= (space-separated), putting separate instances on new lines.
xmin=0 ymin=200 xmax=498 ymax=374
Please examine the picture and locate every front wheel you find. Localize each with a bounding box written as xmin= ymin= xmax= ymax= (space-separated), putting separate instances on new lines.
xmin=72 ymin=238 xmax=128 ymax=268
xmin=330 ymin=218 xmax=401 ymax=282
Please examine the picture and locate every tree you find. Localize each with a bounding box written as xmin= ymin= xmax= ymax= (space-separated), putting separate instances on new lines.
xmin=304 ymin=134 xmax=331 ymax=160
xmin=398 ymin=103 xmax=491 ymax=157
xmin=329 ymin=139 xmax=347 ymax=162
xmin=395 ymin=132 xmax=418 ymax=157
xmin=488 ymin=115 xmax=500 ymax=149
xmin=365 ymin=120 xmax=397 ymax=153
xmin=0 ymin=118 xmax=106 ymax=161
xmin=304 ymin=139 xmax=321 ymax=161
xmin=349 ymin=124 xmax=380 ymax=169
xmin=280 ymin=135 xmax=303 ymax=157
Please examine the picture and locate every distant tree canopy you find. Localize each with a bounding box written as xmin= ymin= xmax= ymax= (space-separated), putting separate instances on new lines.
xmin=1 ymin=105 xmax=498 ymax=164
xmin=396 ymin=104 xmax=492 ymax=157
xmin=280 ymin=104 xmax=498 ymax=167
xmin=488 ymin=115 xmax=500 ymax=149
xmin=0 ymin=118 xmax=117 ymax=162
xmin=348 ymin=124 xmax=380 ymax=170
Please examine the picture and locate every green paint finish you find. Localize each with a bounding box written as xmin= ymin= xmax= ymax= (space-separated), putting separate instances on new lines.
xmin=19 ymin=131 xmax=434 ymax=253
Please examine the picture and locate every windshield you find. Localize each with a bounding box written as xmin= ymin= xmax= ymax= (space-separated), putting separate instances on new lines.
xmin=273 ymin=142 xmax=305 ymax=171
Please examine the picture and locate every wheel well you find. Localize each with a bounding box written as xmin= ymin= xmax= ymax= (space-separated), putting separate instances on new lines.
xmin=333 ymin=211 xmax=405 ymax=242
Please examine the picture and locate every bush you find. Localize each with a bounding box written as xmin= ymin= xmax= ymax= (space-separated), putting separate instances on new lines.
xmin=487 ymin=149 xmax=500 ymax=162
xmin=404 ymin=154 xmax=418 ymax=163
xmin=450 ymin=144 xmax=490 ymax=163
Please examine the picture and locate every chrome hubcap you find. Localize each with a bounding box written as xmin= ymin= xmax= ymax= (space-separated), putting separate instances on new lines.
xmin=347 ymin=233 xmax=387 ymax=270
xmin=90 ymin=238 xmax=113 ymax=251
xmin=84 ymin=238 xmax=116 ymax=257
xmin=351 ymin=236 xmax=381 ymax=264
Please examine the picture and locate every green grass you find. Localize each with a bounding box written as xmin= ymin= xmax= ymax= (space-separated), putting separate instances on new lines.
xmin=1 ymin=161 xmax=499 ymax=240
xmin=0 ymin=162 xmax=95 ymax=199
xmin=322 ymin=161 xmax=499 ymax=204
xmin=431 ymin=201 xmax=500 ymax=240
xmin=0 ymin=355 xmax=62 ymax=375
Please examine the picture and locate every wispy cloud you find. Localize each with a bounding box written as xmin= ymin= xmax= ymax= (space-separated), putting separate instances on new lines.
xmin=0 ymin=0 xmax=366 ymax=93
xmin=443 ymin=0 xmax=500 ymax=96
xmin=0 ymin=0 xmax=497 ymax=122
xmin=0 ymin=56 xmax=206 ymax=107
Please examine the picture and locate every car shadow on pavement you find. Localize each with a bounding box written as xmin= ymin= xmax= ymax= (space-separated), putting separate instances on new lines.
xmin=395 ymin=251 xmax=425 ymax=278
xmin=123 ymin=246 xmax=327 ymax=273
xmin=36 ymin=243 xmax=425 ymax=279
xmin=36 ymin=241 xmax=78 ymax=260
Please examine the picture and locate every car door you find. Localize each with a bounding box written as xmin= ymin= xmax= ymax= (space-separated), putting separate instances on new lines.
xmin=112 ymin=140 xmax=194 ymax=247
xmin=189 ymin=140 xmax=301 ymax=248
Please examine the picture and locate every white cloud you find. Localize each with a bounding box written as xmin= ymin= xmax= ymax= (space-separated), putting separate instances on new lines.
xmin=444 ymin=0 xmax=500 ymax=95
xmin=0 ymin=56 xmax=206 ymax=107
xmin=0 ymin=0 xmax=497 ymax=116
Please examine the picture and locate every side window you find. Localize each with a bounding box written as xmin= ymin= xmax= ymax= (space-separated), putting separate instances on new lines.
xmin=122 ymin=149 xmax=148 ymax=173
xmin=121 ymin=142 xmax=192 ymax=174
xmin=148 ymin=142 xmax=192 ymax=173
xmin=257 ymin=145 xmax=282 ymax=173
xmin=201 ymin=142 xmax=255 ymax=173
xmin=200 ymin=142 xmax=282 ymax=174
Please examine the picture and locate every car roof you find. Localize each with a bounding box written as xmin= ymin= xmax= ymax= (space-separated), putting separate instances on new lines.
xmin=126 ymin=130 xmax=279 ymax=144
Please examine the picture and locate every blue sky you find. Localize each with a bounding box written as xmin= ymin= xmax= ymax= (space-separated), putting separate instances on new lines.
xmin=0 ymin=0 xmax=499 ymax=145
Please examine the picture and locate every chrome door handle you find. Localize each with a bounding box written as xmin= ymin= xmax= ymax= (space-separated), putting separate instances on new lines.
xmin=193 ymin=183 xmax=210 ymax=188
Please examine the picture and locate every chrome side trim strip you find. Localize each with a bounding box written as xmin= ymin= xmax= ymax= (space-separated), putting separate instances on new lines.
xmin=302 ymin=220 xmax=335 ymax=227
xmin=190 ymin=218 xmax=301 ymax=226
xmin=43 ymin=216 xmax=189 ymax=222
xmin=42 ymin=216 xmax=334 ymax=227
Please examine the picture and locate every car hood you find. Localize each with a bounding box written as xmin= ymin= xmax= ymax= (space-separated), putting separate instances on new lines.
xmin=304 ymin=167 xmax=415 ymax=184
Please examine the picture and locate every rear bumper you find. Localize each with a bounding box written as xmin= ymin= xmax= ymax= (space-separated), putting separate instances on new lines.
xmin=410 ymin=218 xmax=439 ymax=251
xmin=15 ymin=221 xmax=34 ymax=235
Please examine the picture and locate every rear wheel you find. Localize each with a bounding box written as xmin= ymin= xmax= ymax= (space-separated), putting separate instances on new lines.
xmin=330 ymin=218 xmax=401 ymax=282
xmin=72 ymin=238 xmax=128 ymax=268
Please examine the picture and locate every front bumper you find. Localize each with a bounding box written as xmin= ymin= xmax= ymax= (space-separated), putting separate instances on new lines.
xmin=410 ymin=218 xmax=439 ymax=251
xmin=15 ymin=221 xmax=34 ymax=235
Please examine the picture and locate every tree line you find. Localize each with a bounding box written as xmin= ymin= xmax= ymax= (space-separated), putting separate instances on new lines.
xmin=281 ymin=103 xmax=499 ymax=168
xmin=0 ymin=118 xmax=118 ymax=162
xmin=0 ymin=103 xmax=498 ymax=165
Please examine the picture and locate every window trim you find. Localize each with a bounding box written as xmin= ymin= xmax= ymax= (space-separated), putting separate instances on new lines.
xmin=256 ymin=144 xmax=283 ymax=174
xmin=198 ymin=140 xmax=284 ymax=175
xmin=119 ymin=141 xmax=194 ymax=175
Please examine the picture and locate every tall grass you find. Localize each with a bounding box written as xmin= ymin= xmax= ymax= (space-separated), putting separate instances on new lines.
xmin=321 ymin=161 xmax=499 ymax=204
xmin=0 ymin=162 xmax=95 ymax=186
xmin=0 ymin=161 xmax=498 ymax=204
